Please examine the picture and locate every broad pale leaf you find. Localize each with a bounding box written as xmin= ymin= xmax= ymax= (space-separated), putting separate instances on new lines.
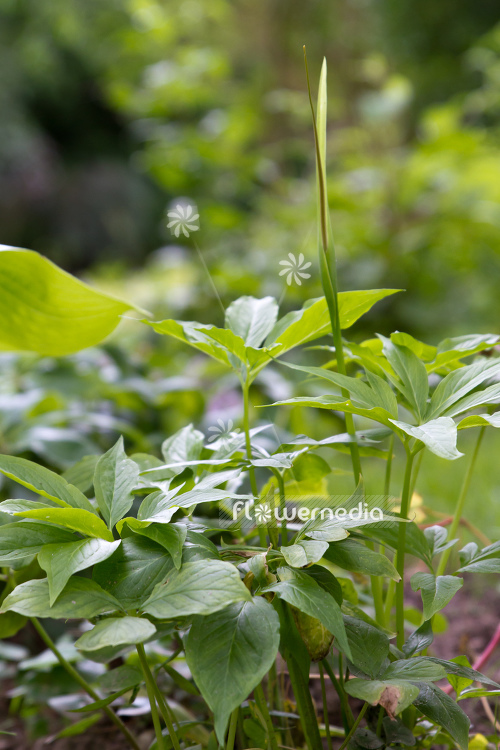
xmin=280 ymin=541 xmax=329 ymax=568
xmin=390 ymin=417 xmax=463 ymax=460
xmin=0 ymin=521 xmax=76 ymax=565
xmin=186 ymin=597 xmax=280 ymax=742
xmin=38 ymin=538 xmax=121 ymax=605
xmin=93 ymin=536 xmax=174 ymax=609
xmin=345 ymin=678 xmax=419 ymax=716
xmin=225 ymin=296 xmax=279 ymax=347
xmin=75 ymin=616 xmax=156 ymax=651
xmin=118 ymin=519 xmax=186 ymax=569
xmin=142 ymin=560 xmax=251 ymax=619
xmin=0 ymin=246 xmax=136 ymax=355
xmin=413 ymin=682 xmax=470 ymax=750
xmin=1 ymin=577 xmax=122 ymax=618
xmin=322 ymin=538 xmax=400 ymax=580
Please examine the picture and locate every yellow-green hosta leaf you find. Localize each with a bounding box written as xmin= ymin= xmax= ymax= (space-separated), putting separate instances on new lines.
xmin=0 ymin=246 xmax=136 ymax=356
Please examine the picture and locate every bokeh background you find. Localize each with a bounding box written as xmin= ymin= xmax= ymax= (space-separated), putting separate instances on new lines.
xmin=1 ymin=0 xmax=500 ymax=535
xmin=2 ymin=0 xmax=500 ymax=338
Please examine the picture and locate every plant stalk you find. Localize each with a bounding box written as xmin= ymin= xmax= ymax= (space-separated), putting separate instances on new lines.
xmin=30 ymin=618 xmax=140 ymax=750
xmin=436 ymin=426 xmax=485 ymax=576
xmin=286 ymin=654 xmax=322 ymax=750
xmin=226 ymin=707 xmax=239 ymax=750
xmin=242 ymin=376 xmax=266 ymax=547
xmin=338 ymin=703 xmax=368 ymax=750
xmin=304 ymin=48 xmax=361 ymax=485
xmin=254 ymin=682 xmax=279 ymax=750
xmin=136 ymin=643 xmax=169 ymax=750
xmin=396 ymin=446 xmax=415 ymax=649
xmin=321 ymin=658 xmax=353 ymax=731
xmin=318 ymin=661 xmax=333 ymax=750
xmin=276 ymin=470 xmax=288 ymax=546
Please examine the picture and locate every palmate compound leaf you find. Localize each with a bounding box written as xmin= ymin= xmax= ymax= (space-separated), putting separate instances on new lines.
xmin=141 ymin=559 xmax=251 ymax=619
xmin=75 ymin=616 xmax=156 ymax=651
xmin=38 ymin=538 xmax=121 ymax=606
xmin=0 ymin=576 xmax=123 ymax=618
xmin=144 ymin=290 xmax=401 ymax=376
xmin=0 ymin=246 xmax=138 ymax=355
xmin=185 ymin=597 xmax=280 ymax=742
xmin=0 ymin=454 xmax=95 ymax=513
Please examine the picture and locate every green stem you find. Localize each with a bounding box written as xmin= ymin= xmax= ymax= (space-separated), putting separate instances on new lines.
xmin=149 ymin=673 xmax=182 ymax=750
xmin=338 ymin=703 xmax=368 ymax=750
xmin=396 ymin=447 xmax=415 ymax=649
xmin=226 ymin=707 xmax=239 ymax=750
xmin=242 ymin=377 xmax=266 ymax=548
xmin=254 ymin=683 xmax=279 ymax=750
xmin=304 ymin=48 xmax=361 ymax=485
xmin=286 ymin=654 xmax=322 ymax=750
xmin=136 ymin=644 xmax=167 ymax=750
xmin=436 ymin=426 xmax=485 ymax=576
xmin=30 ymin=618 xmax=140 ymax=750
xmin=276 ymin=471 xmax=288 ymax=546
xmin=321 ymin=658 xmax=353 ymax=731
xmin=318 ymin=662 xmax=333 ymax=750
xmin=384 ymin=433 xmax=395 ymax=496
xmin=384 ymin=576 xmax=396 ymax=625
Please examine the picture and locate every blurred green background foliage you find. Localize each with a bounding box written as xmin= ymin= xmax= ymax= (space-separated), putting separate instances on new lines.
xmin=1 ymin=0 xmax=500 ymax=338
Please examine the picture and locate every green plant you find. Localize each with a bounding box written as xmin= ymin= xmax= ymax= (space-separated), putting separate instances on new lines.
xmin=1 ymin=63 xmax=500 ymax=750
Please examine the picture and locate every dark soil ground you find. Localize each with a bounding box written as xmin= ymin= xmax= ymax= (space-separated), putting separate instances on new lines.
xmin=1 ymin=574 xmax=499 ymax=749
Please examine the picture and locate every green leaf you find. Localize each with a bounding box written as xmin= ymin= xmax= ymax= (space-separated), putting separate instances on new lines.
xmin=280 ymin=541 xmax=329 ymax=568
xmin=93 ymin=536 xmax=174 ymax=609
xmin=264 ymin=290 xmax=402 ymax=357
xmin=38 ymin=538 xmax=121 ymax=605
xmin=70 ymin=686 xmax=133 ymax=712
xmin=0 ymin=246 xmax=136 ymax=355
xmin=51 ymin=714 xmax=101 ymax=739
xmin=390 ymin=332 xmax=436 ymax=362
xmin=411 ymin=573 xmax=463 ymax=619
xmin=0 ymin=499 xmax=57 ymax=515
xmin=161 ymin=424 xmax=205 ymax=469
xmin=269 ymin=395 xmax=393 ymax=428
xmin=75 ymin=616 xmax=156 ymax=651
xmin=379 ymin=335 xmax=429 ymax=420
xmin=432 ymin=333 xmax=500 ymax=372
xmin=458 ymin=411 xmax=500 ymax=431
xmin=93 ymin=665 xmax=143 ymax=693
xmin=423 ymin=657 xmax=500 ymax=688
xmin=390 ymin=417 xmax=463 ymax=460
xmin=142 ymin=560 xmax=251 ymax=619
xmin=403 ymin=619 xmax=434 ymax=657
xmin=225 ymin=296 xmax=279 ymax=347
xmin=343 ymin=616 xmax=390 ymax=678
xmin=263 ymin=566 xmax=351 ymax=659
xmin=445 ymin=655 xmax=474 ymax=696
xmin=321 ymin=538 xmax=400 ymax=580
xmin=345 ymin=678 xmax=419 ymax=715
xmin=381 ymin=657 xmax=446 ymax=682
xmin=0 ymin=521 xmax=76 ymax=565
xmin=458 ymin=540 xmax=500 ymax=573
xmin=143 ymin=319 xmax=234 ymax=367
xmin=0 ymin=454 xmax=95 ymax=512
xmin=1 ymin=577 xmax=122 ymax=618
xmin=119 ymin=519 xmax=187 ymax=569
xmin=0 ymin=611 xmax=27 ymax=638
xmin=14 ymin=508 xmax=114 ymax=542
xmin=413 ymin=682 xmax=470 ymax=750
xmin=427 ymin=359 xmax=500 ymax=419
xmin=94 ymin=437 xmax=139 ymax=529
xmin=185 ymin=597 xmax=280 ymax=742
xmin=363 ymin=518 xmax=432 ymax=569
xmin=62 ymin=455 xmax=100 ymax=493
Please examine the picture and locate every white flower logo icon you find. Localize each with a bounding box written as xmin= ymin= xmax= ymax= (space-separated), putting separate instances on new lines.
xmin=254 ymin=503 xmax=272 ymax=524
xmin=167 ymin=203 xmax=200 ymax=238
xmin=208 ymin=419 xmax=241 ymax=449
xmin=279 ymin=253 xmax=312 ymax=286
